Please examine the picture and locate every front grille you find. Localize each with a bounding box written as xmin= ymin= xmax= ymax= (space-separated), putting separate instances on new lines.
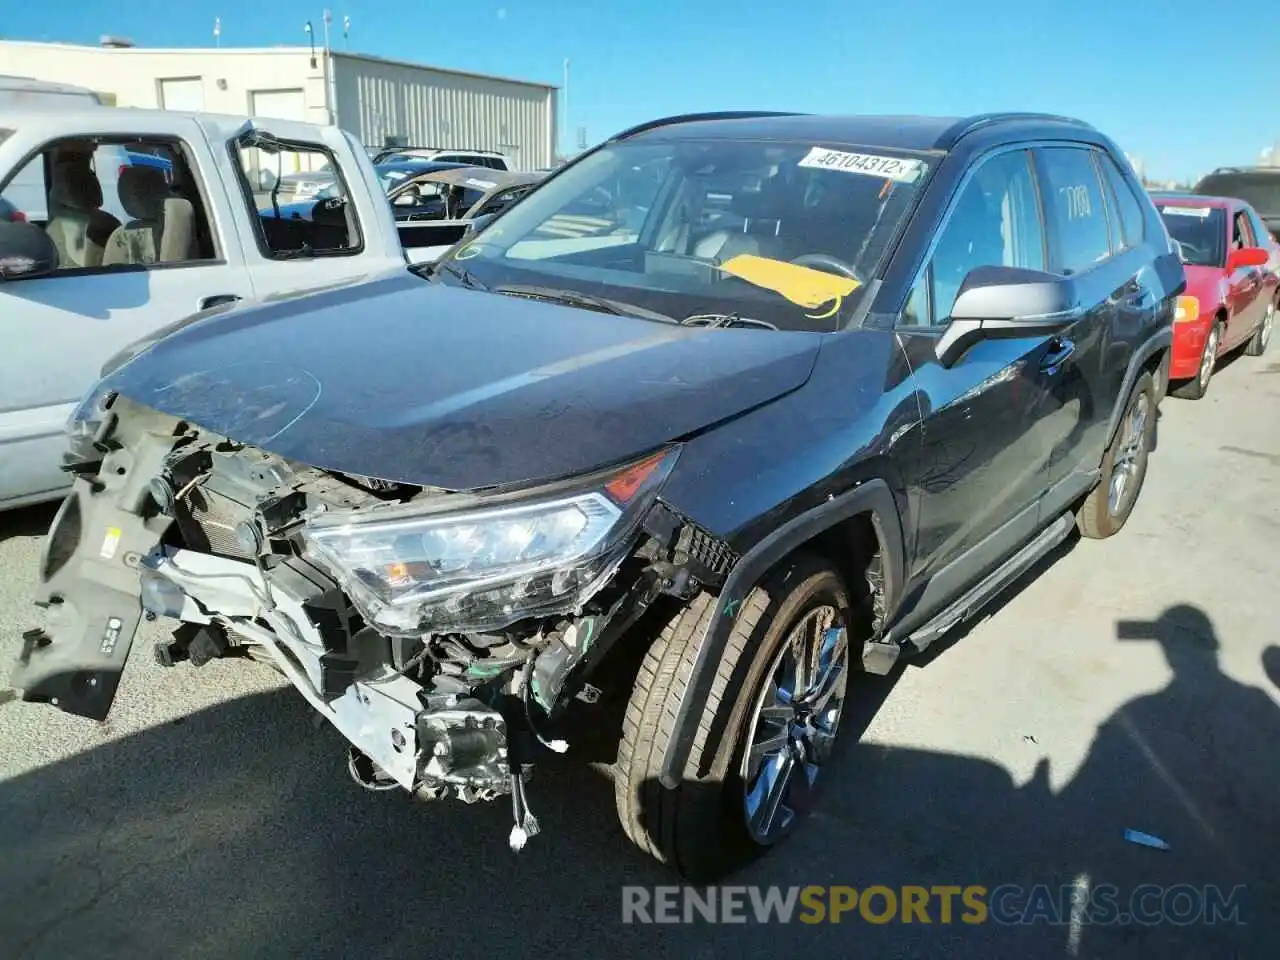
xmin=174 ymin=486 xmax=256 ymax=560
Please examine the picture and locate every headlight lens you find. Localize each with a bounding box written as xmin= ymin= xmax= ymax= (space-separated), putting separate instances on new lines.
xmin=64 ymin=379 xmax=116 ymax=464
xmin=303 ymin=447 xmax=678 ymax=635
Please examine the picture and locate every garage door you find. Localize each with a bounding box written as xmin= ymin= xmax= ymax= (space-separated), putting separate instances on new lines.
xmin=250 ymin=89 xmax=306 ymax=122
xmin=249 ymin=89 xmax=311 ymax=179
xmin=158 ymin=78 xmax=205 ymax=112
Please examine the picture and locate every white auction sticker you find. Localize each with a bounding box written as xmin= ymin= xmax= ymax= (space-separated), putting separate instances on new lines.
xmin=798 ymin=147 xmax=924 ymax=182
xmin=1161 ymin=205 xmax=1211 ymax=218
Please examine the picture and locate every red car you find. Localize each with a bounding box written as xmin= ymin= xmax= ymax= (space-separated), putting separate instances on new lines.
xmin=1153 ymin=193 xmax=1277 ymax=398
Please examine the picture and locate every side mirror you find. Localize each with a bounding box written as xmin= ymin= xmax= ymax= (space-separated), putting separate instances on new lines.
xmin=1226 ymin=246 xmax=1269 ymax=271
xmin=0 ymin=220 xmax=59 ymax=281
xmin=935 ymin=265 xmax=1078 ymax=368
xmin=393 ymin=190 xmax=419 ymax=206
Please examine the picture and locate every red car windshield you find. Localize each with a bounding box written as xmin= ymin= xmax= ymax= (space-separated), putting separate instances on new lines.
xmin=1157 ymin=203 xmax=1225 ymax=268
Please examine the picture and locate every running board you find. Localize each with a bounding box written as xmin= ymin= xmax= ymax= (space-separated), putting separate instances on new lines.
xmin=895 ymin=512 xmax=1076 ymax=658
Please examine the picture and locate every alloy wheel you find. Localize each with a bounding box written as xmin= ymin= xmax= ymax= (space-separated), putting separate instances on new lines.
xmin=1262 ymin=303 xmax=1274 ymax=351
xmin=740 ymin=605 xmax=848 ymax=845
xmin=1199 ymin=326 xmax=1219 ymax=390
xmin=1108 ymin=391 xmax=1150 ymax=516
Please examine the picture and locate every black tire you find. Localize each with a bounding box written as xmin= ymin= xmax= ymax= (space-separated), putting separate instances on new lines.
xmin=1077 ymin=370 xmax=1156 ymax=539
xmin=614 ymin=552 xmax=856 ymax=880
xmin=1170 ymin=320 xmax=1221 ymax=400
xmin=1244 ymin=298 xmax=1274 ymax=357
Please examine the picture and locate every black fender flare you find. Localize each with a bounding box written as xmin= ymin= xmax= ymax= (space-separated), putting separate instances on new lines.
xmin=658 ymin=477 xmax=907 ymax=789
xmin=1105 ymin=327 xmax=1172 ymax=448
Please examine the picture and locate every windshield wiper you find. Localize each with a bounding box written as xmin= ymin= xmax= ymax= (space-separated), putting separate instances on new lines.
xmin=680 ymin=312 xmax=778 ymax=330
xmin=493 ymin=285 xmax=674 ymax=323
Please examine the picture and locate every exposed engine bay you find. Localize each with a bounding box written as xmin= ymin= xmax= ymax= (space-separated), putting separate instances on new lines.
xmin=14 ymin=390 xmax=738 ymax=851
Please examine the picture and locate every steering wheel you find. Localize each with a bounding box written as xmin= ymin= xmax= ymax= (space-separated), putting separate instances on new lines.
xmin=790 ymin=253 xmax=860 ymax=282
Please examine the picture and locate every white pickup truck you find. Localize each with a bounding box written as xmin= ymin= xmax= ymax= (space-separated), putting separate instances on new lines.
xmin=0 ymin=106 xmax=434 ymax=511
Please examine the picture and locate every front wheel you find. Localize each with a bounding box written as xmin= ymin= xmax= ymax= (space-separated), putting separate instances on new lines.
xmin=1170 ymin=321 xmax=1221 ymax=400
xmin=1245 ymin=299 xmax=1274 ymax=357
xmin=613 ymin=553 xmax=856 ymax=880
xmin=1077 ymin=370 xmax=1156 ymax=540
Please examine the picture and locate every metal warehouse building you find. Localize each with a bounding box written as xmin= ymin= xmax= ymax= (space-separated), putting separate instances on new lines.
xmin=0 ymin=40 xmax=558 ymax=170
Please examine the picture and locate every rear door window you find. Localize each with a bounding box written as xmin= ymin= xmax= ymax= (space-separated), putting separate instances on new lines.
xmin=1035 ymin=146 xmax=1112 ymax=274
xmin=1098 ymin=153 xmax=1146 ymax=250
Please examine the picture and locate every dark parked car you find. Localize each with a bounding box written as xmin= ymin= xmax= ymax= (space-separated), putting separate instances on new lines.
xmin=12 ymin=111 xmax=1182 ymax=880
xmin=1193 ymin=166 xmax=1280 ymax=241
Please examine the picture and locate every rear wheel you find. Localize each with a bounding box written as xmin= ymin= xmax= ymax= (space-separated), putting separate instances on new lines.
xmin=1170 ymin=320 xmax=1221 ymax=400
xmin=1077 ymin=371 xmax=1156 ymax=540
xmin=1245 ymin=299 xmax=1274 ymax=357
xmin=613 ymin=552 xmax=857 ymax=880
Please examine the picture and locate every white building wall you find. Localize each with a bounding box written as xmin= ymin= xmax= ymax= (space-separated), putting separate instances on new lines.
xmin=0 ymin=42 xmax=556 ymax=168
xmin=332 ymin=53 xmax=556 ymax=169
xmin=0 ymin=42 xmax=328 ymax=124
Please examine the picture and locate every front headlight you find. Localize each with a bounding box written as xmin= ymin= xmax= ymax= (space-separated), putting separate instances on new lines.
xmin=302 ymin=447 xmax=679 ymax=635
xmin=64 ymin=379 xmax=117 ymax=464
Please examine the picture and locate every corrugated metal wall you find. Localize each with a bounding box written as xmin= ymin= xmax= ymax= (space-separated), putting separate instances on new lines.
xmin=332 ymin=54 xmax=555 ymax=170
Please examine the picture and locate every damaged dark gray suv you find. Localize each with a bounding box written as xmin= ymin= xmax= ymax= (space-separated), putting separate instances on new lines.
xmin=12 ymin=111 xmax=1183 ymax=880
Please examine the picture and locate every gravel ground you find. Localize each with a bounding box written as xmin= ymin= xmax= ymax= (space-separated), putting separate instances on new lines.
xmin=1 ymin=350 xmax=1277 ymax=959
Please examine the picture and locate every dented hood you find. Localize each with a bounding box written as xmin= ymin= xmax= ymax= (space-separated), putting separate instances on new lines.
xmin=104 ymin=271 xmax=823 ymax=490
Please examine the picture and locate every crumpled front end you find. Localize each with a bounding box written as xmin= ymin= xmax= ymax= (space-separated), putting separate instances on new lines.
xmin=12 ymin=392 xmax=737 ymax=849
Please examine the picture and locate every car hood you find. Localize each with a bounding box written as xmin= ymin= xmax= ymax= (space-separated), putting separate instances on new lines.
xmin=103 ymin=273 xmax=824 ymax=490
xmin=1183 ymin=264 xmax=1227 ymax=309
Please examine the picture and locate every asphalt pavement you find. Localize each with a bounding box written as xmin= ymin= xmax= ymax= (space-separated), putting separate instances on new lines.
xmin=1 ymin=351 xmax=1278 ymax=959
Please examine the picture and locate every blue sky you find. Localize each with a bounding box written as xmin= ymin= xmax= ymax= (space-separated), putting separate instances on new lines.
xmin=3 ymin=0 xmax=1274 ymax=181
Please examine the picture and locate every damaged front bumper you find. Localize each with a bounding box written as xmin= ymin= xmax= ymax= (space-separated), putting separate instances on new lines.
xmin=11 ymin=393 xmax=739 ymax=847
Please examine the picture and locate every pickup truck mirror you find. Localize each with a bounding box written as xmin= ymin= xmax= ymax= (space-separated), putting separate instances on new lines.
xmin=935 ymin=265 xmax=1078 ymax=368
xmin=1226 ymin=246 xmax=1269 ymax=272
xmin=0 ymin=220 xmax=59 ymax=281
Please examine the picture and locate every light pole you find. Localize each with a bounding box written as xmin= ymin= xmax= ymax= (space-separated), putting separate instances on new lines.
xmin=562 ymin=57 xmax=570 ymax=160
xmin=213 ymin=17 xmax=221 ymax=48
xmin=304 ymin=20 xmax=316 ymax=68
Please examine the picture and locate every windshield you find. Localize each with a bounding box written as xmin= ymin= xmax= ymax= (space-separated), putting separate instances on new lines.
xmin=436 ymin=138 xmax=934 ymax=331
xmin=1158 ymin=204 xmax=1225 ymax=267
xmin=1193 ymin=172 xmax=1280 ymax=216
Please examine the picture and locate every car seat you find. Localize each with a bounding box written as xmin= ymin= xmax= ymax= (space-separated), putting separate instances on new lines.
xmin=102 ymin=166 xmax=194 ymax=266
xmin=44 ymin=161 xmax=121 ymax=268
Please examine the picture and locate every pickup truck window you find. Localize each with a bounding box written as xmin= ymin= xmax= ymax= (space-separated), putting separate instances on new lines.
xmin=0 ymin=135 xmax=218 ymax=274
xmin=235 ymin=140 xmax=362 ymax=259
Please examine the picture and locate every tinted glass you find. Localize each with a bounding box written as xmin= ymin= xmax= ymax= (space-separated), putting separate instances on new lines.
xmin=1100 ymin=154 xmax=1145 ymax=248
xmin=1038 ymin=147 xmax=1111 ymax=273
xmin=1157 ymin=204 xmax=1225 ymax=267
xmin=923 ymin=149 xmax=1045 ymax=324
xmin=1194 ymin=171 xmax=1280 ymax=216
xmin=443 ymin=139 xmax=935 ymax=331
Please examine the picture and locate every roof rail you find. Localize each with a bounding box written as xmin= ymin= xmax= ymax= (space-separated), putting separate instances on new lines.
xmin=936 ymin=112 xmax=1093 ymax=149
xmin=608 ymin=110 xmax=806 ymax=142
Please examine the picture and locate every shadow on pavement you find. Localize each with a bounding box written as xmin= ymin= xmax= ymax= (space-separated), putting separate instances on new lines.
xmin=0 ymin=502 xmax=57 ymax=546
xmin=1 ymin=605 xmax=1275 ymax=960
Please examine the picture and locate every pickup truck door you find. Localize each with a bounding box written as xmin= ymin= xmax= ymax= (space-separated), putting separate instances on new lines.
xmin=0 ymin=114 xmax=256 ymax=509
xmin=198 ymin=115 xmax=405 ymax=298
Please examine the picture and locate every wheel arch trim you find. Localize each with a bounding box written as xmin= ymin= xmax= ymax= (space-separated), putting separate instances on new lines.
xmin=1105 ymin=328 xmax=1172 ymax=449
xmin=658 ymin=478 xmax=907 ymax=789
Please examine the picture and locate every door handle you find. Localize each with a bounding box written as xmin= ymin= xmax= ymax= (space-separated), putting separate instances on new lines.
xmin=1040 ymin=337 xmax=1076 ymax=373
xmin=199 ymin=294 xmax=242 ymax=311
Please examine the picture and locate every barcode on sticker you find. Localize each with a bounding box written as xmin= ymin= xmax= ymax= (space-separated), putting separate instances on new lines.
xmin=799 ymin=147 xmax=924 ymax=183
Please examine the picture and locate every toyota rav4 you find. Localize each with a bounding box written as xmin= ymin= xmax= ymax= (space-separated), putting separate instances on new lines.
xmin=10 ymin=111 xmax=1183 ymax=880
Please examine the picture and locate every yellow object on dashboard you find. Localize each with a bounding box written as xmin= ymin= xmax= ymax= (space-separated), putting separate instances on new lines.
xmin=718 ymin=254 xmax=860 ymax=319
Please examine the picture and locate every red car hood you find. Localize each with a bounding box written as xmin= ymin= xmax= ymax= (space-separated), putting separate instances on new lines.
xmin=1183 ymin=264 xmax=1227 ymax=312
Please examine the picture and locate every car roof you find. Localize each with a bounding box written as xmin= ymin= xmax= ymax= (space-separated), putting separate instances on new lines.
xmin=376 ymin=159 xmax=468 ymax=174
xmin=611 ymin=111 xmax=1097 ymax=153
xmin=1150 ymin=192 xmax=1235 ymax=209
xmin=414 ymin=167 xmax=543 ymax=189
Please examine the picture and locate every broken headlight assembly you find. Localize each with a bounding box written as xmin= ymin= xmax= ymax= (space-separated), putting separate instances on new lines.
xmin=302 ymin=446 xmax=679 ymax=635
xmin=64 ymin=379 xmax=118 ymax=465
